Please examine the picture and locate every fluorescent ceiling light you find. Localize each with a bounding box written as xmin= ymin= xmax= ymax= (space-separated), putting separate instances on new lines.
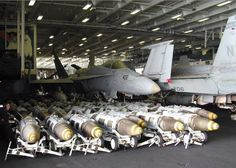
xmin=130 ymin=9 xmax=141 ymax=15
xmin=121 ymin=21 xmax=130 ymax=26
xmin=82 ymin=18 xmax=90 ymax=23
xmin=83 ymin=3 xmax=92 ymax=10
xmin=62 ymin=48 xmax=67 ymax=51
xmin=129 ymin=46 xmax=134 ymax=49
xmin=86 ymin=49 xmax=90 ymax=52
xmin=84 ymin=52 xmax=88 ymax=55
xmin=49 ymin=35 xmax=54 ymax=39
xmin=217 ymin=1 xmax=232 ymax=6
xmin=184 ymin=29 xmax=193 ymax=33
xmin=104 ymin=46 xmax=108 ymax=49
xmin=29 ymin=0 xmax=36 ymax=6
xmin=97 ymin=33 xmax=103 ymax=37
xmin=198 ymin=18 xmax=209 ymax=22
xmin=185 ymin=44 xmax=192 ymax=48
xmin=37 ymin=47 xmax=40 ymax=50
xmin=37 ymin=15 xmax=43 ymax=20
xmin=139 ymin=41 xmax=145 ymax=44
xmin=171 ymin=14 xmax=182 ymax=19
xmin=48 ymin=43 xmax=53 ymax=46
xmin=61 ymin=52 xmax=65 ymax=55
xmin=155 ymin=38 xmax=162 ymax=41
xmin=152 ymin=27 xmax=160 ymax=32
xmin=112 ymin=39 xmax=118 ymax=42
xmin=127 ymin=36 xmax=133 ymax=39
xmin=181 ymin=39 xmax=186 ymax=43
xmin=112 ymin=50 xmax=116 ymax=53
xmin=82 ymin=37 xmax=87 ymax=41
xmin=104 ymin=53 xmax=108 ymax=56
xmin=79 ymin=43 xmax=84 ymax=46
xmin=195 ymin=47 xmax=202 ymax=50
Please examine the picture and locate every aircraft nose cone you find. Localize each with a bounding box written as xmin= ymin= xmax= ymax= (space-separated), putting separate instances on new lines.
xmin=151 ymin=83 xmax=161 ymax=94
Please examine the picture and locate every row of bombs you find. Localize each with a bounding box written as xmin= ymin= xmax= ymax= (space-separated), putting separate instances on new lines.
xmin=5 ymin=100 xmax=219 ymax=160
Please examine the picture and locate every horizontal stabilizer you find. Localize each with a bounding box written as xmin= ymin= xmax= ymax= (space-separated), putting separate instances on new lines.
xmin=171 ymin=74 xmax=209 ymax=79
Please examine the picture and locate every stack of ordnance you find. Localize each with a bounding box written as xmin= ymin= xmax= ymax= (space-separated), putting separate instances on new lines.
xmin=4 ymin=95 xmax=219 ymax=160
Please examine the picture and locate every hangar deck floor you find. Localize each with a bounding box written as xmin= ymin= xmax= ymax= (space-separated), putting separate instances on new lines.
xmin=0 ymin=105 xmax=236 ymax=168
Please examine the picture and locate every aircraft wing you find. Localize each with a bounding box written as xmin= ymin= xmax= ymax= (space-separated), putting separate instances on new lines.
xmin=30 ymin=78 xmax=74 ymax=84
xmin=71 ymin=74 xmax=112 ymax=80
xmin=31 ymin=74 xmax=112 ymax=84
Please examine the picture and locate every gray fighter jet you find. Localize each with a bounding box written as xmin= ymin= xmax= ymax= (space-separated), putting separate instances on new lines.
xmin=32 ymin=56 xmax=160 ymax=99
xmin=143 ymin=15 xmax=236 ymax=111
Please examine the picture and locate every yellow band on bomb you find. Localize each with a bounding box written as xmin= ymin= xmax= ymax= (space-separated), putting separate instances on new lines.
xmin=208 ymin=113 xmax=218 ymax=120
xmin=137 ymin=120 xmax=147 ymax=128
xmin=61 ymin=128 xmax=73 ymax=140
xmin=91 ymin=126 xmax=103 ymax=138
xmin=207 ymin=121 xmax=220 ymax=131
xmin=131 ymin=125 xmax=143 ymax=135
xmin=174 ymin=121 xmax=185 ymax=131
xmin=28 ymin=132 xmax=39 ymax=143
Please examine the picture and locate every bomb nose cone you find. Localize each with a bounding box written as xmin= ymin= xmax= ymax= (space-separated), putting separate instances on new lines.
xmin=174 ymin=121 xmax=185 ymax=131
xmin=22 ymin=124 xmax=40 ymax=143
xmin=128 ymin=116 xmax=147 ymax=128
xmin=28 ymin=133 xmax=39 ymax=143
xmin=117 ymin=119 xmax=143 ymax=136
xmin=209 ymin=113 xmax=218 ymax=120
xmin=91 ymin=127 xmax=103 ymax=138
xmin=190 ymin=116 xmax=220 ymax=131
xmin=131 ymin=125 xmax=143 ymax=135
xmin=62 ymin=128 xmax=74 ymax=140
xmin=140 ymin=121 xmax=147 ymax=128
xmin=197 ymin=109 xmax=218 ymax=120
xmin=55 ymin=123 xmax=74 ymax=141
xmin=159 ymin=116 xmax=184 ymax=132
xmin=151 ymin=83 xmax=161 ymax=94
xmin=27 ymin=128 xmax=40 ymax=143
xmin=208 ymin=121 xmax=220 ymax=131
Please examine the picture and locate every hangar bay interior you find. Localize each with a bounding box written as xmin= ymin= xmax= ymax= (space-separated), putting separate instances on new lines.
xmin=0 ymin=1 xmax=236 ymax=168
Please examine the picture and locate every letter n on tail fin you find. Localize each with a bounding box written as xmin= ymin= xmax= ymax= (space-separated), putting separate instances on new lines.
xmin=213 ymin=15 xmax=236 ymax=67
xmin=143 ymin=41 xmax=174 ymax=83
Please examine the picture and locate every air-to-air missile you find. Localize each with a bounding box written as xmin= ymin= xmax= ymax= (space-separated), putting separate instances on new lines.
xmin=91 ymin=112 xmax=143 ymax=136
xmin=19 ymin=116 xmax=41 ymax=143
xmin=68 ymin=114 xmax=103 ymax=138
xmin=46 ymin=114 xmax=74 ymax=141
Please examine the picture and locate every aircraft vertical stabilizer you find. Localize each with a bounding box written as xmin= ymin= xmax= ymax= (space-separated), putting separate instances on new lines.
xmin=53 ymin=53 xmax=69 ymax=78
xmin=143 ymin=41 xmax=174 ymax=83
xmin=213 ymin=15 xmax=236 ymax=66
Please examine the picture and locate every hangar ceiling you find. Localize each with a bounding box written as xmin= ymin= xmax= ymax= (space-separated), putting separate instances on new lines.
xmin=0 ymin=0 xmax=236 ymax=68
